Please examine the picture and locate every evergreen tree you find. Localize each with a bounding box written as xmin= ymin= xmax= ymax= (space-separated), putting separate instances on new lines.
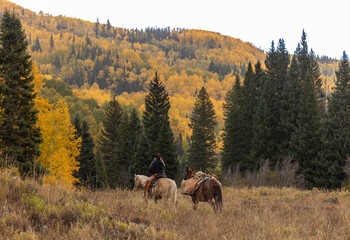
xmin=240 ymin=63 xmax=259 ymax=168
xmin=279 ymin=55 xmax=302 ymax=157
xmin=290 ymin=71 xmax=322 ymax=189
xmin=32 ymin=36 xmax=41 ymax=52
xmin=250 ymin=41 xmax=284 ymax=167
xmin=143 ymin=72 xmax=171 ymax=149
xmin=156 ymin=117 xmax=179 ymax=179
xmin=188 ymin=87 xmax=218 ymax=171
xmin=128 ymin=109 xmax=142 ymax=149
xmin=115 ymin=114 xmax=130 ymax=187
xmin=73 ymin=115 xmax=97 ymax=188
xmin=221 ymin=75 xmax=245 ymax=171
xmin=142 ymin=72 xmax=178 ymax=178
xmin=106 ymin=19 xmax=112 ymax=36
xmin=318 ymin=51 xmax=350 ymax=189
xmin=0 ymin=10 xmax=42 ymax=174
xmin=85 ymin=34 xmax=91 ymax=46
xmin=94 ymin=18 xmax=99 ymax=38
xmin=296 ymin=30 xmax=324 ymax=102
xmin=96 ymin=148 xmax=108 ymax=189
xmin=127 ymin=109 xmax=142 ymax=187
xmin=130 ymin=132 xmax=152 ymax=177
xmin=98 ymin=97 xmax=123 ymax=188
xmin=49 ymin=33 xmax=54 ymax=48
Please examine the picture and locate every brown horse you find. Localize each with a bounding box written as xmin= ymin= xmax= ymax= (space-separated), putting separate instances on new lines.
xmin=147 ymin=178 xmax=177 ymax=207
xmin=133 ymin=174 xmax=149 ymax=191
xmin=181 ymin=167 xmax=223 ymax=211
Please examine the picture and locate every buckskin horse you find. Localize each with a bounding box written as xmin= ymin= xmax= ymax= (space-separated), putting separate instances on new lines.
xmin=133 ymin=174 xmax=149 ymax=191
xmin=181 ymin=167 xmax=223 ymax=211
xmin=146 ymin=177 xmax=178 ymax=207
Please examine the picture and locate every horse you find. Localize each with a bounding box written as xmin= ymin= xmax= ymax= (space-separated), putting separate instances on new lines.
xmin=133 ymin=174 xmax=149 ymax=191
xmin=147 ymin=177 xmax=177 ymax=207
xmin=181 ymin=167 xmax=223 ymax=211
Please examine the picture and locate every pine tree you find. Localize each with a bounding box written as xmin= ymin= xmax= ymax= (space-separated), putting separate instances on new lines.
xmin=156 ymin=117 xmax=179 ymax=180
xmin=129 ymin=132 xmax=152 ymax=177
xmin=296 ymin=30 xmax=324 ymax=102
xmin=143 ymin=71 xmax=171 ymax=147
xmin=318 ymin=51 xmax=350 ymax=189
xmin=250 ymin=74 xmax=279 ymax=167
xmin=250 ymin=41 xmax=284 ymax=167
xmin=94 ymin=18 xmax=99 ymax=38
xmin=106 ymin=19 xmax=112 ymax=36
xmin=279 ymin=55 xmax=302 ymax=157
xmin=142 ymin=71 xmax=178 ymax=178
xmin=240 ymin=63 xmax=259 ymax=168
xmin=49 ymin=33 xmax=54 ymax=48
xmin=0 ymin=11 xmax=42 ymax=174
xmin=128 ymin=109 xmax=142 ymax=155
xmin=221 ymin=75 xmax=245 ymax=171
xmin=115 ymin=114 xmax=130 ymax=187
xmin=188 ymin=86 xmax=218 ymax=171
xmin=98 ymin=97 xmax=123 ymax=188
xmin=32 ymin=36 xmax=41 ymax=52
xmin=96 ymin=148 xmax=108 ymax=189
xmin=73 ymin=115 xmax=97 ymax=188
xmin=290 ymin=71 xmax=322 ymax=189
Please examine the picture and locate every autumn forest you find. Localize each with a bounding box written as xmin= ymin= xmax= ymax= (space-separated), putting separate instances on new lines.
xmin=0 ymin=0 xmax=348 ymax=190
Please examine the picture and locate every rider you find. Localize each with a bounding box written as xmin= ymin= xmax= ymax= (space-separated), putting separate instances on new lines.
xmin=143 ymin=153 xmax=166 ymax=198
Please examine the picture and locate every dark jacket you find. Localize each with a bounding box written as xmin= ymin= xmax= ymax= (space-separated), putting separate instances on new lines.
xmin=149 ymin=158 xmax=165 ymax=175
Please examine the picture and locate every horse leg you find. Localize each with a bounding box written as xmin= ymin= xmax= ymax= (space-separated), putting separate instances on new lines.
xmin=192 ymin=196 xmax=199 ymax=210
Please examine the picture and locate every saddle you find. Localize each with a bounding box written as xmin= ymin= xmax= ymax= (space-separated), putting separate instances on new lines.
xmin=181 ymin=176 xmax=214 ymax=195
xmin=151 ymin=173 xmax=166 ymax=188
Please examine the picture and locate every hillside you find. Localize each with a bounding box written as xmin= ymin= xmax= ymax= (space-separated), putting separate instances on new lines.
xmin=0 ymin=0 xmax=338 ymax=146
xmin=0 ymin=0 xmax=267 ymax=142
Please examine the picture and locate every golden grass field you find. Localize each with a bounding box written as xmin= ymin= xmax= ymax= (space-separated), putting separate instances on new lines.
xmin=1 ymin=168 xmax=350 ymax=240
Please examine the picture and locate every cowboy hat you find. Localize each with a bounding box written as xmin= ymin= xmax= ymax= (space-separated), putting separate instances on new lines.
xmin=152 ymin=153 xmax=162 ymax=158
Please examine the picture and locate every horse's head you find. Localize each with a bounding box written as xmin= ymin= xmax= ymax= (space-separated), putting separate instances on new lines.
xmin=134 ymin=174 xmax=140 ymax=191
xmin=184 ymin=166 xmax=195 ymax=180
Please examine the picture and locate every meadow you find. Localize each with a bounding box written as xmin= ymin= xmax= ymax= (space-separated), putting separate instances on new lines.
xmin=1 ymin=168 xmax=349 ymax=240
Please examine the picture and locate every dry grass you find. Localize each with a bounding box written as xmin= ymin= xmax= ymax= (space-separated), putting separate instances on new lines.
xmin=1 ymin=168 xmax=350 ymax=239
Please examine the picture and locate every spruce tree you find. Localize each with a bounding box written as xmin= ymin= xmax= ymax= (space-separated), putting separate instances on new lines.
xmin=318 ymin=51 xmax=350 ymax=189
xmin=188 ymin=87 xmax=218 ymax=171
xmin=115 ymin=114 xmax=131 ymax=187
xmin=143 ymin=71 xmax=177 ymax=178
xmin=95 ymin=148 xmax=108 ymax=189
xmin=156 ymin=117 xmax=179 ymax=179
xmin=143 ymin=71 xmax=170 ymax=147
xmin=290 ymin=71 xmax=322 ymax=189
xmin=129 ymin=132 xmax=152 ymax=176
xmin=250 ymin=74 xmax=279 ymax=167
xmin=49 ymin=33 xmax=54 ymax=48
xmin=221 ymin=75 xmax=244 ymax=171
xmin=98 ymin=97 xmax=123 ymax=188
xmin=128 ymin=109 xmax=142 ymax=148
xmin=94 ymin=18 xmax=99 ymax=38
xmin=0 ymin=10 xmax=42 ymax=174
xmin=32 ymin=36 xmax=41 ymax=52
xmin=73 ymin=116 xmax=97 ymax=188
xmin=240 ymin=63 xmax=259 ymax=167
xmin=279 ymin=55 xmax=302 ymax=157
xmin=250 ymin=41 xmax=285 ymax=167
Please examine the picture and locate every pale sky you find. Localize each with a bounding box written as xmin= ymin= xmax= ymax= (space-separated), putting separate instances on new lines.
xmin=9 ymin=0 xmax=350 ymax=59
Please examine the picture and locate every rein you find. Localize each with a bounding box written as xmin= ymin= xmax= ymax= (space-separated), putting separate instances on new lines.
xmin=183 ymin=175 xmax=194 ymax=180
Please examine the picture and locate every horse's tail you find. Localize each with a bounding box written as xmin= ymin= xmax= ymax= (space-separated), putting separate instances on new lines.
xmin=172 ymin=180 xmax=178 ymax=207
xmin=214 ymin=181 xmax=223 ymax=211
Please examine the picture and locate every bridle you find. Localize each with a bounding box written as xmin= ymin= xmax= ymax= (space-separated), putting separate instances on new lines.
xmin=183 ymin=173 xmax=194 ymax=180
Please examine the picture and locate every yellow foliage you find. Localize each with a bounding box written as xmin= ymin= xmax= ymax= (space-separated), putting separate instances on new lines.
xmin=37 ymin=100 xmax=81 ymax=188
xmin=32 ymin=68 xmax=81 ymax=188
